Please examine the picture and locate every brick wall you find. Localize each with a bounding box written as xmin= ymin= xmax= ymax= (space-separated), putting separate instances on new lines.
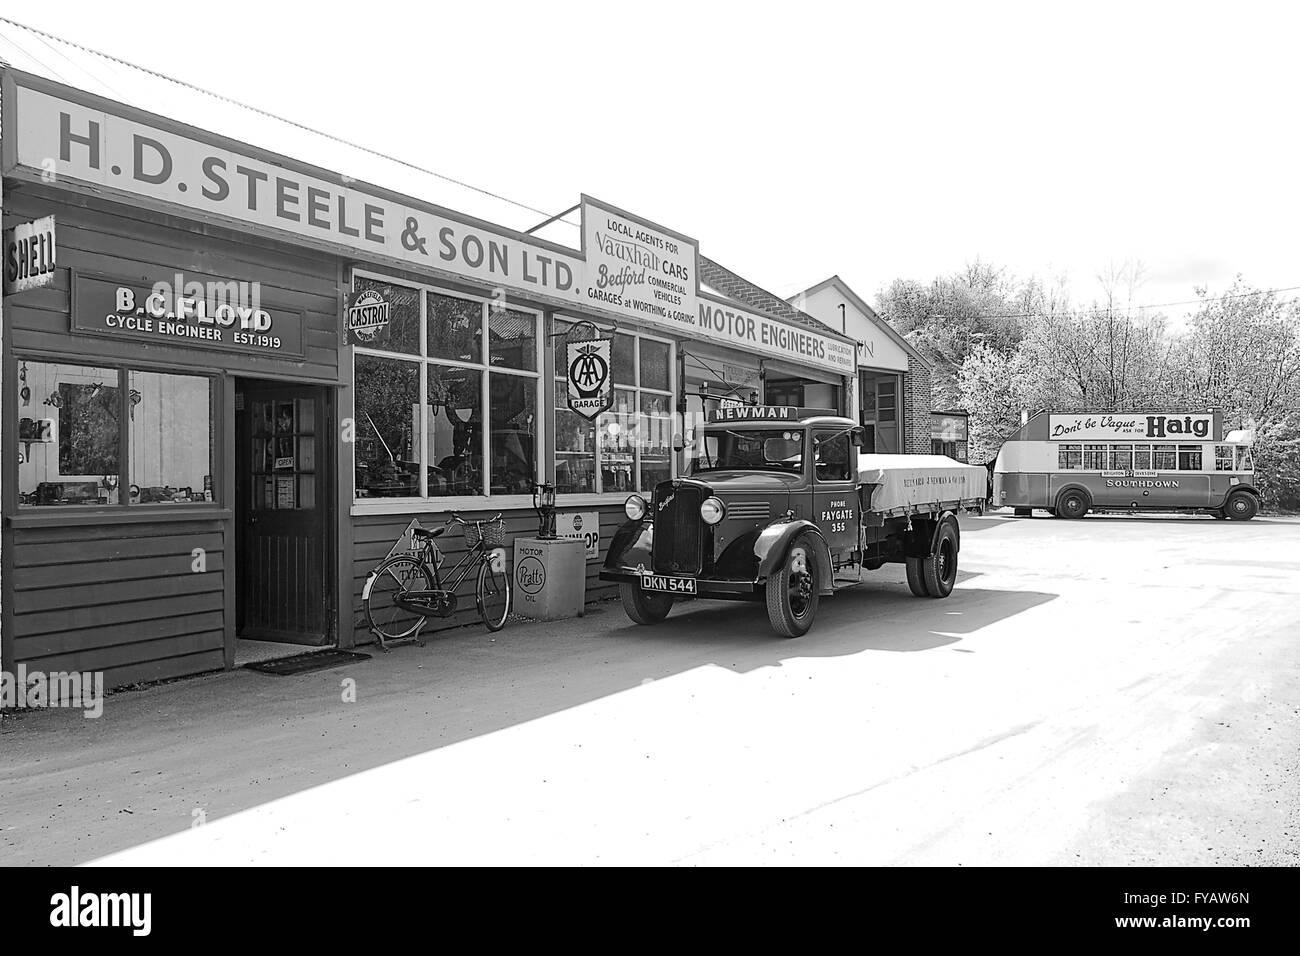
xmin=904 ymin=363 xmax=933 ymax=454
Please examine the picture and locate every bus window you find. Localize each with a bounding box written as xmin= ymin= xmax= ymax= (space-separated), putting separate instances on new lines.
xmin=1178 ymin=445 xmax=1202 ymax=470
xmin=1108 ymin=445 xmax=1133 ymax=470
xmin=1153 ymin=444 xmax=1176 ymax=470
xmin=1215 ymin=445 xmax=1234 ymax=471
xmin=1084 ymin=444 xmax=1106 ymax=470
xmin=1237 ymin=447 xmax=1254 ymax=472
xmin=1058 ymin=444 xmax=1082 ymax=470
xmin=1134 ymin=444 xmax=1152 ymax=470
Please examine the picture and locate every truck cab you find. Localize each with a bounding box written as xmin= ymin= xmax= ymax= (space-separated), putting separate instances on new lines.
xmin=600 ymin=405 xmax=983 ymax=637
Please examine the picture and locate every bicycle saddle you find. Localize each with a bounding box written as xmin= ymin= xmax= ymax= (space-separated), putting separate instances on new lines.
xmin=411 ymin=525 xmax=446 ymax=539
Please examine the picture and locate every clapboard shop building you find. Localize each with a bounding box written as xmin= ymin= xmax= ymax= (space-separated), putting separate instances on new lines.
xmin=0 ymin=67 xmax=857 ymax=688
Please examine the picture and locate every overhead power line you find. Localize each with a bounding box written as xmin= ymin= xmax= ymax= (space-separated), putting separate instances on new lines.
xmin=0 ymin=15 xmax=580 ymax=229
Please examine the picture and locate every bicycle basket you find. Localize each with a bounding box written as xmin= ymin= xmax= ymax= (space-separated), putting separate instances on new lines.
xmin=464 ymin=518 xmax=506 ymax=549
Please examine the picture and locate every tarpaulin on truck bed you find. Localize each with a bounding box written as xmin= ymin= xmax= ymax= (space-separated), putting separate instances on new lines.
xmin=857 ymin=455 xmax=988 ymax=515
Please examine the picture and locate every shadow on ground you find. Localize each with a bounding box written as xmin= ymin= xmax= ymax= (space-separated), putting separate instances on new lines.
xmin=0 ymin=571 xmax=1055 ymax=865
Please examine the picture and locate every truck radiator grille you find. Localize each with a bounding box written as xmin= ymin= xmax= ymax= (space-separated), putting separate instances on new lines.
xmin=653 ymin=482 xmax=704 ymax=574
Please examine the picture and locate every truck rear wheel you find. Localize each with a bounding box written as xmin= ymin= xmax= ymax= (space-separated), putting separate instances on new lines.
xmin=766 ymin=532 xmax=820 ymax=638
xmin=905 ymin=557 xmax=929 ymax=596
xmin=619 ymin=582 xmax=674 ymax=625
xmin=921 ymin=523 xmax=959 ymax=598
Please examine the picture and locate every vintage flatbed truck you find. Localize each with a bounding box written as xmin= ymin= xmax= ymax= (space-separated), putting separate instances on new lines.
xmin=599 ymin=406 xmax=989 ymax=637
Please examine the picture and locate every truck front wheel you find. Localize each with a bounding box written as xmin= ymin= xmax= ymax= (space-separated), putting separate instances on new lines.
xmin=766 ymin=533 xmax=820 ymax=638
xmin=619 ymin=582 xmax=674 ymax=624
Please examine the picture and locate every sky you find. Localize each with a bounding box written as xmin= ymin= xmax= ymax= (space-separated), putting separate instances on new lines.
xmin=3 ymin=0 xmax=1296 ymax=320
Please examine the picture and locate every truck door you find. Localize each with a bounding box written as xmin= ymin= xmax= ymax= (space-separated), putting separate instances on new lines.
xmin=812 ymin=429 xmax=858 ymax=559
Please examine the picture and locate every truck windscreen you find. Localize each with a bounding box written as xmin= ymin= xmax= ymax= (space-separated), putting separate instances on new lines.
xmin=690 ymin=429 xmax=805 ymax=474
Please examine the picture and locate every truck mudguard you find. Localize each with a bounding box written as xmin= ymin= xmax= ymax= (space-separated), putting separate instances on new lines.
xmin=755 ymin=520 xmax=835 ymax=596
xmin=603 ymin=520 xmax=653 ymax=570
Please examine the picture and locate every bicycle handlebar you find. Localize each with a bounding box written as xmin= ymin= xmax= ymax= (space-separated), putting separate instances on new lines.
xmin=445 ymin=512 xmax=504 ymax=526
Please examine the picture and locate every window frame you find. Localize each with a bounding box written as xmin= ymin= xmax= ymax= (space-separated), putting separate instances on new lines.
xmin=552 ymin=316 xmax=676 ymax=499
xmin=350 ymin=269 xmax=544 ymax=511
xmin=13 ymin=354 xmax=219 ymax=511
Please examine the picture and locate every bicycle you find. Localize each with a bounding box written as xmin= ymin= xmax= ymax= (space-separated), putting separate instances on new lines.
xmin=362 ymin=513 xmax=512 ymax=648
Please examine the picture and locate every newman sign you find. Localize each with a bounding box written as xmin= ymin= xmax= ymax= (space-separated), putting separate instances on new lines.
xmin=1048 ymin=413 xmax=1217 ymax=442
xmin=6 ymin=78 xmax=855 ymax=375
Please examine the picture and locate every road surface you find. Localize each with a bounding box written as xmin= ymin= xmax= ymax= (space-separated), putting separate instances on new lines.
xmin=2 ymin=513 xmax=1297 ymax=865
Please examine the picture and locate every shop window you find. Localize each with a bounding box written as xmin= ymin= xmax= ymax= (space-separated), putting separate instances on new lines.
xmin=1178 ymin=445 xmax=1203 ymax=471
xmin=933 ymin=439 xmax=959 ymax=458
xmin=354 ymin=276 xmax=420 ymax=355
xmin=427 ymin=366 xmax=482 ymax=497
xmin=16 ymin=361 xmax=214 ymax=508
xmin=1152 ymin=444 xmax=1177 ymax=470
xmin=1108 ymin=445 xmax=1133 ymax=471
xmin=1083 ymin=444 xmax=1107 ymax=471
xmin=428 ymin=292 xmax=482 ymax=364
xmin=1133 ymin=444 xmax=1152 ymax=470
xmin=1214 ymin=445 xmax=1235 ymax=471
xmin=553 ymin=318 xmax=674 ymax=495
xmin=353 ymin=274 xmax=541 ymax=503
xmin=355 ymin=354 xmax=420 ymax=498
xmin=129 ymin=371 xmax=214 ymax=505
xmin=1057 ymin=444 xmax=1082 ymax=470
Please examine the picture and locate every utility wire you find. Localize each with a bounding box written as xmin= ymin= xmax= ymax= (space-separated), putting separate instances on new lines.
xmin=0 ymin=15 xmax=581 ymax=229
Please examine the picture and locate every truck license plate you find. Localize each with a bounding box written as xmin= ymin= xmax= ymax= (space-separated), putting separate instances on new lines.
xmin=640 ymin=574 xmax=697 ymax=594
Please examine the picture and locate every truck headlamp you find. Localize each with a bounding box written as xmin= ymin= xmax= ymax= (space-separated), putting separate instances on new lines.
xmin=700 ymin=496 xmax=726 ymax=525
xmin=625 ymin=494 xmax=648 ymax=521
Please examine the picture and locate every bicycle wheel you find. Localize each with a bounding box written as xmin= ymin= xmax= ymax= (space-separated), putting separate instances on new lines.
xmin=365 ymin=555 xmax=434 ymax=643
xmin=476 ymin=556 xmax=511 ymax=632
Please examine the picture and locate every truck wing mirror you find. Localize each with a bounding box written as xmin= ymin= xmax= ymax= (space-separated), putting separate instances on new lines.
xmin=851 ymin=427 xmax=868 ymax=448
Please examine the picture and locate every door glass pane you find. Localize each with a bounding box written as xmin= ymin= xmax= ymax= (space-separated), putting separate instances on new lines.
xmin=355 ymin=354 xmax=419 ymax=498
xmin=639 ymin=392 xmax=672 ymax=490
xmin=428 ymin=292 xmax=482 ymax=364
xmin=488 ymin=307 xmax=537 ymax=371
xmin=353 ymin=277 xmax=420 ymax=355
xmin=639 ymin=339 xmax=670 ymax=391
xmin=428 ymin=365 xmax=482 ymax=497
xmin=554 ymin=380 xmax=596 ymax=494
xmin=489 ymin=373 xmax=536 ymax=495
xmin=129 ymin=370 xmax=213 ymax=504
xmin=17 ymin=362 xmax=120 ymax=506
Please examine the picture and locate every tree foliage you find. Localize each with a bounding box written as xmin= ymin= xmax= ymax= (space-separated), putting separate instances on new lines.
xmin=880 ymin=265 xmax=1300 ymax=509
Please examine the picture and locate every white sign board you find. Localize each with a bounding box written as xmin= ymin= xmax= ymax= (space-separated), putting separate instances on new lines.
xmin=1048 ymin=413 xmax=1214 ymax=442
xmin=566 ymin=339 xmax=613 ymax=420
xmin=556 ymin=511 xmax=599 ymax=559
xmin=581 ymin=197 xmax=697 ymax=330
xmin=4 ymin=215 xmax=57 ymax=294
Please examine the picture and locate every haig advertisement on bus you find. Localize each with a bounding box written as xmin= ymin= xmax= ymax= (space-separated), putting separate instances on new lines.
xmin=1048 ymin=413 xmax=1216 ymax=441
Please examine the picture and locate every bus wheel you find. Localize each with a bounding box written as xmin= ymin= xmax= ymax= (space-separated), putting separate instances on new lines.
xmin=1056 ymin=489 xmax=1090 ymax=519
xmin=1225 ymin=492 xmax=1258 ymax=521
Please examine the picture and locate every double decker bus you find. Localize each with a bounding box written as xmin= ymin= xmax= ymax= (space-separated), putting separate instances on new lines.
xmin=993 ymin=410 xmax=1260 ymax=520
